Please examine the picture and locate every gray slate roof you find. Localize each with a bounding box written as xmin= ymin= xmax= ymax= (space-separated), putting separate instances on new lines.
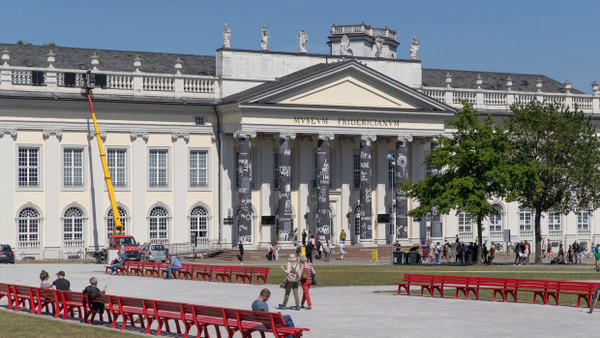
xmin=0 ymin=43 xmax=216 ymax=76
xmin=422 ymin=68 xmax=582 ymax=94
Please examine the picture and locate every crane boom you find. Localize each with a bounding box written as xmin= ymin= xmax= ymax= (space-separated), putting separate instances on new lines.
xmin=85 ymin=70 xmax=123 ymax=235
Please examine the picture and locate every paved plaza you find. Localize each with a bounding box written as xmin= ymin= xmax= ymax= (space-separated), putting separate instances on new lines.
xmin=1 ymin=262 xmax=600 ymax=337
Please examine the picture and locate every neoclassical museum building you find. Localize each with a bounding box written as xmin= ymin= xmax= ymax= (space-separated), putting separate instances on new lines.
xmin=1 ymin=23 xmax=599 ymax=258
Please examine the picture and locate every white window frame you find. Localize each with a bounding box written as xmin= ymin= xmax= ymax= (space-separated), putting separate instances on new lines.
xmin=458 ymin=212 xmax=472 ymax=233
xmin=149 ymin=206 xmax=170 ymax=243
xmin=17 ymin=206 xmax=42 ymax=249
xmin=16 ymin=145 xmax=43 ymax=191
xmin=62 ymin=206 xmax=85 ymax=248
xmin=107 ymin=147 xmax=130 ymax=191
xmin=189 ymin=148 xmax=210 ymax=191
xmin=62 ymin=146 xmax=86 ymax=191
xmin=106 ymin=206 xmax=128 ymax=241
xmin=148 ymin=147 xmax=170 ymax=190
xmin=578 ymin=209 xmax=590 ymax=231
xmin=548 ymin=212 xmax=561 ymax=231
xmin=519 ymin=208 xmax=532 ymax=231
xmin=489 ymin=205 xmax=503 ymax=232
xmin=189 ymin=205 xmax=209 ymax=240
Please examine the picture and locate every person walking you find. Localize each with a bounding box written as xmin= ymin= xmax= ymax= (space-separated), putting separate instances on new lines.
xmin=273 ymin=242 xmax=280 ymax=261
xmin=337 ymin=241 xmax=345 ymax=260
xmin=323 ymin=240 xmax=331 ymax=262
xmin=238 ymin=240 xmax=244 ymax=262
xmin=300 ymin=256 xmax=315 ymax=310
xmin=266 ymin=242 xmax=274 ymax=261
xmin=279 ymin=254 xmax=300 ymax=310
xmin=302 ymin=230 xmax=307 ymax=247
xmin=305 ymin=239 xmax=314 ymax=263
xmin=315 ymin=236 xmax=322 ymax=260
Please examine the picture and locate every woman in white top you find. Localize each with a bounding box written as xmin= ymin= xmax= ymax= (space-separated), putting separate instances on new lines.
xmin=279 ymin=254 xmax=300 ymax=310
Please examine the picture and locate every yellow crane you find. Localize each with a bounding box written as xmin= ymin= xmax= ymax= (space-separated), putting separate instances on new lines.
xmin=84 ymin=70 xmax=123 ymax=235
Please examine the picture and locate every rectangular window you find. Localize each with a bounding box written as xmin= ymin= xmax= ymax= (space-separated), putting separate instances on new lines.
xmin=18 ymin=147 xmax=39 ymax=187
xmin=548 ymin=212 xmax=561 ymax=231
xmin=578 ymin=210 xmax=589 ymax=230
xmin=519 ymin=210 xmax=532 ymax=231
xmin=458 ymin=213 xmax=472 ymax=232
xmin=189 ymin=150 xmax=208 ymax=188
xmin=107 ymin=149 xmax=127 ymax=188
xmin=149 ymin=149 xmax=168 ymax=188
xmin=63 ymin=148 xmax=84 ymax=188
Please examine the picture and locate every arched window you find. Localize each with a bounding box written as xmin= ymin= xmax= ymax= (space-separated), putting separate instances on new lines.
xmin=106 ymin=207 xmax=127 ymax=239
xmin=149 ymin=206 xmax=169 ymax=243
xmin=190 ymin=206 xmax=208 ymax=241
xmin=17 ymin=207 xmax=40 ymax=249
xmin=63 ymin=207 xmax=84 ymax=248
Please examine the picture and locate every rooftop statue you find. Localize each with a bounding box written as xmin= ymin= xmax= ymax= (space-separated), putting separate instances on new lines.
xmin=223 ymin=23 xmax=231 ymax=48
xmin=340 ymin=34 xmax=350 ymax=56
xmin=410 ymin=37 xmax=420 ymax=60
xmin=375 ymin=36 xmax=384 ymax=58
xmin=261 ymin=26 xmax=269 ymax=50
xmin=299 ymin=29 xmax=308 ymax=53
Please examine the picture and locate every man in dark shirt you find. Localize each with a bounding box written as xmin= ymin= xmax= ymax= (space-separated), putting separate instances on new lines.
xmin=252 ymin=288 xmax=295 ymax=329
xmin=52 ymin=271 xmax=70 ymax=290
xmin=82 ymin=277 xmax=106 ymax=317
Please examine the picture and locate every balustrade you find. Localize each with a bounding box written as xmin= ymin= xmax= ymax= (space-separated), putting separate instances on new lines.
xmin=17 ymin=241 xmax=40 ymax=250
xmin=578 ymin=229 xmax=591 ymax=237
xmin=483 ymin=93 xmax=507 ymax=106
xmin=453 ymin=91 xmax=476 ymax=104
xmin=143 ymin=76 xmax=174 ymax=91
xmin=458 ymin=231 xmax=474 ymax=241
xmin=63 ymin=239 xmax=85 ymax=248
xmin=423 ymin=89 xmax=445 ymax=103
xmin=489 ymin=231 xmax=503 ymax=239
xmin=12 ymin=70 xmax=33 ymax=85
xmin=184 ymin=78 xmax=215 ymax=93
xmin=548 ymin=230 xmax=562 ymax=238
xmin=520 ymin=230 xmax=534 ymax=238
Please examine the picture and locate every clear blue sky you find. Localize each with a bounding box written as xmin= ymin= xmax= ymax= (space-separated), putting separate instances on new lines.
xmin=3 ymin=0 xmax=599 ymax=93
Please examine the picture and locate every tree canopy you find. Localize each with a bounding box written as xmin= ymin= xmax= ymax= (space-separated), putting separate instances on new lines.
xmin=503 ymin=101 xmax=600 ymax=263
xmin=403 ymin=102 xmax=510 ymax=263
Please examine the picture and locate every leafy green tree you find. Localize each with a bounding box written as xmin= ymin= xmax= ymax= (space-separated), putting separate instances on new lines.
xmin=403 ymin=102 xmax=510 ymax=264
xmin=503 ymin=101 xmax=600 ymax=264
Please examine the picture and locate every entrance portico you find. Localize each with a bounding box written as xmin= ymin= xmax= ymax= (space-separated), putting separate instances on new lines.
xmin=217 ymin=60 xmax=455 ymax=248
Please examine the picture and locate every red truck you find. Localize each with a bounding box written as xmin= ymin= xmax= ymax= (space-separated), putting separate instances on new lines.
xmin=88 ymin=235 xmax=141 ymax=263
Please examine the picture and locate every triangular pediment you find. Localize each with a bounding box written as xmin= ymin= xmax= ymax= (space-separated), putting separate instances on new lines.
xmin=279 ymin=76 xmax=417 ymax=109
xmin=228 ymin=60 xmax=455 ymax=113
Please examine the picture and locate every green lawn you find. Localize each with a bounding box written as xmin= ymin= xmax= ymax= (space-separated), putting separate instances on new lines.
xmin=0 ymin=309 xmax=137 ymax=337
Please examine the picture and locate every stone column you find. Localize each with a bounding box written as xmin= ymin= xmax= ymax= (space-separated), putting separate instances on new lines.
xmin=235 ymin=130 xmax=255 ymax=243
xmin=0 ymin=129 xmax=16 ymax=249
xmin=297 ymin=135 xmax=312 ymax=235
xmin=131 ymin=131 xmax=148 ymax=242
xmin=259 ymin=134 xmax=274 ymax=246
xmin=339 ymin=136 xmax=354 ymax=243
xmin=395 ymin=135 xmax=412 ymax=239
xmin=172 ymin=132 xmax=189 ymax=243
xmin=43 ymin=129 xmax=62 ymax=255
xmin=278 ymin=132 xmax=295 ymax=242
xmin=316 ymin=133 xmax=334 ymax=241
xmin=360 ymin=135 xmax=376 ymax=241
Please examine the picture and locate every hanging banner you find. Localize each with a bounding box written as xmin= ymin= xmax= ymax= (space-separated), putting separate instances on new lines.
xmin=360 ymin=138 xmax=373 ymax=240
xmin=315 ymin=137 xmax=330 ymax=241
xmin=237 ymin=137 xmax=252 ymax=243
xmin=396 ymin=139 xmax=409 ymax=238
xmin=278 ymin=137 xmax=293 ymax=241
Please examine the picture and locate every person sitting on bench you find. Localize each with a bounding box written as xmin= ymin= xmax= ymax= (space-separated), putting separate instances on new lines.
xmin=165 ymin=253 xmax=182 ymax=279
xmin=252 ymin=288 xmax=295 ymax=329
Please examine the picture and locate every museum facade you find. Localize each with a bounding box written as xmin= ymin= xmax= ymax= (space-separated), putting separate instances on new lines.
xmin=1 ymin=23 xmax=599 ymax=258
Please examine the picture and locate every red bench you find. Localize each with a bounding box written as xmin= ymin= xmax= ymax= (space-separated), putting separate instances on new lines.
xmin=226 ymin=308 xmax=309 ymax=338
xmin=82 ymin=293 xmax=113 ymax=324
xmin=11 ymin=285 xmax=37 ymax=313
xmin=0 ymin=282 xmax=12 ymax=310
xmin=55 ymin=290 xmax=84 ymax=320
xmin=35 ymin=287 xmax=58 ymax=316
xmin=396 ymin=274 xmax=600 ymax=307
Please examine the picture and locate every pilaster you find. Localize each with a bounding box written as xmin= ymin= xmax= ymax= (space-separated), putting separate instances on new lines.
xmin=43 ymin=129 xmax=62 ymax=251
xmin=0 ymin=129 xmax=16 ymax=248
xmin=131 ymin=131 xmax=148 ymax=242
xmin=172 ymin=132 xmax=189 ymax=243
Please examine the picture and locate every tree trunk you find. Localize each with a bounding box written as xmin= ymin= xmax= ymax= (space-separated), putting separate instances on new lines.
xmin=477 ymin=215 xmax=483 ymax=265
xmin=534 ymin=207 xmax=543 ymax=264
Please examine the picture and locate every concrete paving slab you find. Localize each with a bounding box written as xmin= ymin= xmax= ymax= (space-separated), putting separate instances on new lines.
xmin=1 ymin=263 xmax=599 ymax=337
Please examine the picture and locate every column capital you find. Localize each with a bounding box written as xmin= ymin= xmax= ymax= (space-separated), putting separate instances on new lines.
xmin=171 ymin=131 xmax=190 ymax=143
xmin=360 ymin=134 xmax=377 ymax=142
xmin=317 ymin=133 xmax=334 ymax=141
xmin=396 ymin=134 xmax=413 ymax=143
xmin=233 ymin=129 xmax=256 ymax=139
xmin=87 ymin=130 xmax=107 ymax=142
xmin=0 ymin=128 xmax=17 ymax=140
xmin=43 ymin=129 xmax=62 ymax=141
xmin=415 ymin=136 xmax=434 ymax=145
xmin=130 ymin=131 xmax=149 ymax=142
xmin=278 ymin=132 xmax=296 ymax=140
